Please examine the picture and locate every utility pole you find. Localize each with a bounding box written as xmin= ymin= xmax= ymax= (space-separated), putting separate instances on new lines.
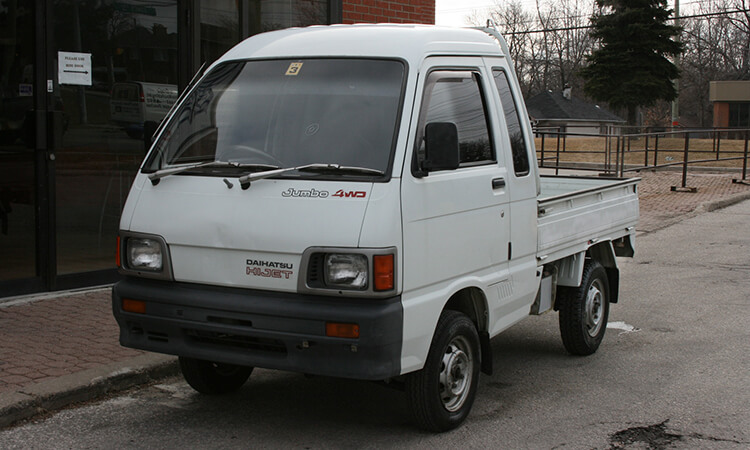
xmin=671 ymin=0 xmax=680 ymax=127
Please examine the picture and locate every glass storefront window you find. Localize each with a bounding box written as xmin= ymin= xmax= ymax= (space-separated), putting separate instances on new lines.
xmin=201 ymin=2 xmax=239 ymax=65
xmin=1 ymin=0 xmax=335 ymax=295
xmin=0 ymin=1 xmax=36 ymax=282
xmin=729 ymin=103 xmax=750 ymax=128
xmin=53 ymin=0 xmax=178 ymax=275
xmin=247 ymin=0 xmax=329 ymax=36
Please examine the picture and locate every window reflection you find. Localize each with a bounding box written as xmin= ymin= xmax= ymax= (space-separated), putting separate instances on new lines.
xmin=54 ymin=0 xmax=178 ymax=274
xmin=201 ymin=1 xmax=239 ymax=65
xmin=417 ymin=71 xmax=494 ymax=166
xmin=0 ymin=1 xmax=36 ymax=281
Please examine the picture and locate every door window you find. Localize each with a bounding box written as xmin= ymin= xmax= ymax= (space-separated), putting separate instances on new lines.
xmin=414 ymin=70 xmax=494 ymax=170
xmin=492 ymin=69 xmax=530 ymax=176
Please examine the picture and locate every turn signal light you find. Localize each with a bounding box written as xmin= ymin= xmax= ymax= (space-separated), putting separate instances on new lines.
xmin=122 ymin=298 xmax=146 ymax=314
xmin=326 ymin=322 xmax=360 ymax=339
xmin=116 ymin=236 xmax=121 ymax=268
xmin=373 ymin=254 xmax=394 ymax=291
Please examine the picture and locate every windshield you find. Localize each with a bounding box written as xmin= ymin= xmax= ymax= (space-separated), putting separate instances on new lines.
xmin=144 ymin=58 xmax=405 ymax=178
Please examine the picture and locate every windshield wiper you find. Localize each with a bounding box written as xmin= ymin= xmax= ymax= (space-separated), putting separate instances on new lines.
xmin=237 ymin=163 xmax=384 ymax=190
xmin=297 ymin=164 xmax=385 ymax=176
xmin=149 ymin=161 xmax=280 ymax=185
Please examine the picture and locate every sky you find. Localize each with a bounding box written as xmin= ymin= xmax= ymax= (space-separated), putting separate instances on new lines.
xmin=435 ymin=0 xmax=685 ymax=28
xmin=435 ymin=0 xmax=500 ymax=27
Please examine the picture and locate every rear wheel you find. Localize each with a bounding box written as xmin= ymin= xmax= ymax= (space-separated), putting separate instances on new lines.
xmin=406 ymin=310 xmax=480 ymax=432
xmin=558 ymin=260 xmax=610 ymax=355
xmin=179 ymin=357 xmax=253 ymax=394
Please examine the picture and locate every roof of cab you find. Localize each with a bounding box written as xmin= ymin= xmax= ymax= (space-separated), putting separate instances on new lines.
xmin=216 ymin=24 xmax=504 ymax=67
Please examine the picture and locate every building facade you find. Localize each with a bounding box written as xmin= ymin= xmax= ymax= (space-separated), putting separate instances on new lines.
xmin=710 ymin=81 xmax=750 ymax=129
xmin=0 ymin=0 xmax=434 ymax=298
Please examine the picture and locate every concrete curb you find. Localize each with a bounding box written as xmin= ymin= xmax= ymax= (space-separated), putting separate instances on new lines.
xmin=637 ymin=189 xmax=750 ymax=236
xmin=0 ymin=354 xmax=178 ymax=429
xmin=698 ymin=190 xmax=750 ymax=213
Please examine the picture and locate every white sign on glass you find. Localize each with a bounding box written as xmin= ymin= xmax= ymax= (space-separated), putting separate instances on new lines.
xmin=58 ymin=51 xmax=92 ymax=86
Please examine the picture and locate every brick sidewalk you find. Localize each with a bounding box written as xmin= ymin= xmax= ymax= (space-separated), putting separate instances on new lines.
xmin=0 ymin=169 xmax=749 ymax=404
xmin=0 ymin=289 xmax=142 ymax=395
xmin=635 ymin=170 xmax=750 ymax=233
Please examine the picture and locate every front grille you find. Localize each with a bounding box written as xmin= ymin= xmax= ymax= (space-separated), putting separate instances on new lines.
xmin=307 ymin=253 xmax=325 ymax=287
xmin=147 ymin=331 xmax=169 ymax=343
xmin=185 ymin=329 xmax=287 ymax=354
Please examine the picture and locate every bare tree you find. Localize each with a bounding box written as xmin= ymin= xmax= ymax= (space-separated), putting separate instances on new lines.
xmin=469 ymin=0 xmax=597 ymax=98
xmin=468 ymin=0 xmax=749 ymax=126
xmin=680 ymin=0 xmax=750 ymax=126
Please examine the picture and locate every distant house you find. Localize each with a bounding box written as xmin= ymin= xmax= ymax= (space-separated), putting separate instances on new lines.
xmin=525 ymin=87 xmax=625 ymax=136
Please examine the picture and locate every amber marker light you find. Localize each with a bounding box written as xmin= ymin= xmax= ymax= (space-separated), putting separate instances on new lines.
xmin=122 ymin=299 xmax=146 ymax=314
xmin=373 ymin=254 xmax=394 ymax=291
xmin=116 ymin=236 xmax=121 ymax=268
xmin=326 ymin=322 xmax=360 ymax=339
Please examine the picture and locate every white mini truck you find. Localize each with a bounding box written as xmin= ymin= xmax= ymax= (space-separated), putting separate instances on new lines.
xmin=113 ymin=25 xmax=639 ymax=431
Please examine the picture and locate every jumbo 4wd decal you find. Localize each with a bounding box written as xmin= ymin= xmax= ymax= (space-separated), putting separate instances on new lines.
xmin=332 ymin=189 xmax=366 ymax=198
xmin=280 ymin=188 xmax=367 ymax=199
xmin=282 ymin=188 xmax=328 ymax=198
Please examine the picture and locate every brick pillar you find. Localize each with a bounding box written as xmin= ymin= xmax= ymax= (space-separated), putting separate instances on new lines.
xmin=713 ymin=102 xmax=729 ymax=128
xmin=341 ymin=1 xmax=435 ymax=24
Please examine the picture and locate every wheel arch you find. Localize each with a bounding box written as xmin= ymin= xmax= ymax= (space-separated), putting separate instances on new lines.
xmin=586 ymin=241 xmax=620 ymax=304
xmin=443 ymin=287 xmax=493 ymax=375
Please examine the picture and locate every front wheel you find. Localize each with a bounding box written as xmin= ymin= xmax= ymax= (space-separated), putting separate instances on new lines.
xmin=406 ymin=310 xmax=481 ymax=432
xmin=558 ymin=260 xmax=610 ymax=355
xmin=179 ymin=357 xmax=253 ymax=395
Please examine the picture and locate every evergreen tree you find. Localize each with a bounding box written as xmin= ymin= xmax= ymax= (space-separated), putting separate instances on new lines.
xmin=580 ymin=0 xmax=683 ymax=125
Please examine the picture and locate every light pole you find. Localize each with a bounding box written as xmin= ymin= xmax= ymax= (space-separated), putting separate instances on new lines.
xmin=671 ymin=0 xmax=680 ymax=127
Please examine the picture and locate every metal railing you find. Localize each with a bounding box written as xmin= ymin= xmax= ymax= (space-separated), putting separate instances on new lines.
xmin=534 ymin=126 xmax=750 ymax=190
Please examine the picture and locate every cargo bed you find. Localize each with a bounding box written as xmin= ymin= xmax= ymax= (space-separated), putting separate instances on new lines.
xmin=537 ymin=175 xmax=640 ymax=263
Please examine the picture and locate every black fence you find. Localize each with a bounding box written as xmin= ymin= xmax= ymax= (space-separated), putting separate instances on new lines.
xmin=534 ymin=126 xmax=750 ymax=190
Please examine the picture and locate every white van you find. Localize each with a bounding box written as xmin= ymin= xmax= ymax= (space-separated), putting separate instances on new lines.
xmin=110 ymin=81 xmax=177 ymax=137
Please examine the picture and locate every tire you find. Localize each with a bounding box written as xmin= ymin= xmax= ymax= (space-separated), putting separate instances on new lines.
xmin=558 ymin=260 xmax=610 ymax=356
xmin=406 ymin=310 xmax=481 ymax=432
xmin=179 ymin=357 xmax=253 ymax=395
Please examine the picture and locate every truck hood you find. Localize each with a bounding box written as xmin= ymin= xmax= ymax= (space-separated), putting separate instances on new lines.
xmin=124 ymin=174 xmax=373 ymax=292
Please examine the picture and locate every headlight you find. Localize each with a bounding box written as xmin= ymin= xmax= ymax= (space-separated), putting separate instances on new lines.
xmin=324 ymin=254 xmax=368 ymax=289
xmin=300 ymin=247 xmax=397 ymax=297
xmin=127 ymin=238 xmax=163 ymax=271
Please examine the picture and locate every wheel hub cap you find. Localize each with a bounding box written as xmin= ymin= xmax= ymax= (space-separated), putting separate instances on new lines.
xmin=585 ymin=280 xmax=604 ymax=337
xmin=439 ymin=337 xmax=473 ymax=412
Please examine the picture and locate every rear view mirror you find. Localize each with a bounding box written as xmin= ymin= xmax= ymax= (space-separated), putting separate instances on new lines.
xmin=422 ymin=122 xmax=459 ymax=172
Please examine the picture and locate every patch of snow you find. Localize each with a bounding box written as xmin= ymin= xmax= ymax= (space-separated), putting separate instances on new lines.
xmin=607 ymin=321 xmax=640 ymax=334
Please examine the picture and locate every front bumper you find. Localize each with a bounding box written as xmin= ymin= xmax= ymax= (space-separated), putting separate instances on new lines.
xmin=112 ymin=277 xmax=403 ymax=380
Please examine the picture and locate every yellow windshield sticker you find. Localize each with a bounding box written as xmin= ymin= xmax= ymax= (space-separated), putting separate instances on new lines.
xmin=285 ymin=62 xmax=303 ymax=76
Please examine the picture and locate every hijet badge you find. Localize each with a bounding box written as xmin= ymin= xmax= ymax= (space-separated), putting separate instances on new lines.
xmin=245 ymin=258 xmax=294 ymax=280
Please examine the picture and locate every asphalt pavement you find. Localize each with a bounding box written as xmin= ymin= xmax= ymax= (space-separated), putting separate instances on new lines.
xmin=1 ymin=169 xmax=749 ymax=432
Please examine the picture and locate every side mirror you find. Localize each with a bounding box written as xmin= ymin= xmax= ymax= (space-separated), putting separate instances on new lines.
xmin=422 ymin=122 xmax=459 ymax=173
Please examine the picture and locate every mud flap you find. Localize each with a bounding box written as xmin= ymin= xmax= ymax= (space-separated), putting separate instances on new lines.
xmin=480 ymin=330 xmax=493 ymax=375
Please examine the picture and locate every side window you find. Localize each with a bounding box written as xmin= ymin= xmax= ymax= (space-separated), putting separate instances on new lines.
xmin=492 ymin=69 xmax=530 ymax=176
xmin=415 ymin=70 xmax=494 ymax=169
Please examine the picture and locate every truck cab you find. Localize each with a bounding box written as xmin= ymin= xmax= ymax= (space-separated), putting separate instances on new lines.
xmin=113 ymin=25 xmax=639 ymax=432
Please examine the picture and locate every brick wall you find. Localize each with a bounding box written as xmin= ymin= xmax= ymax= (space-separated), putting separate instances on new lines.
xmin=713 ymin=102 xmax=729 ymax=128
xmin=342 ymin=0 xmax=435 ymax=24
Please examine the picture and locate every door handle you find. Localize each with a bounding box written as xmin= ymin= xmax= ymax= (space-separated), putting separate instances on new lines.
xmin=492 ymin=178 xmax=506 ymax=189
